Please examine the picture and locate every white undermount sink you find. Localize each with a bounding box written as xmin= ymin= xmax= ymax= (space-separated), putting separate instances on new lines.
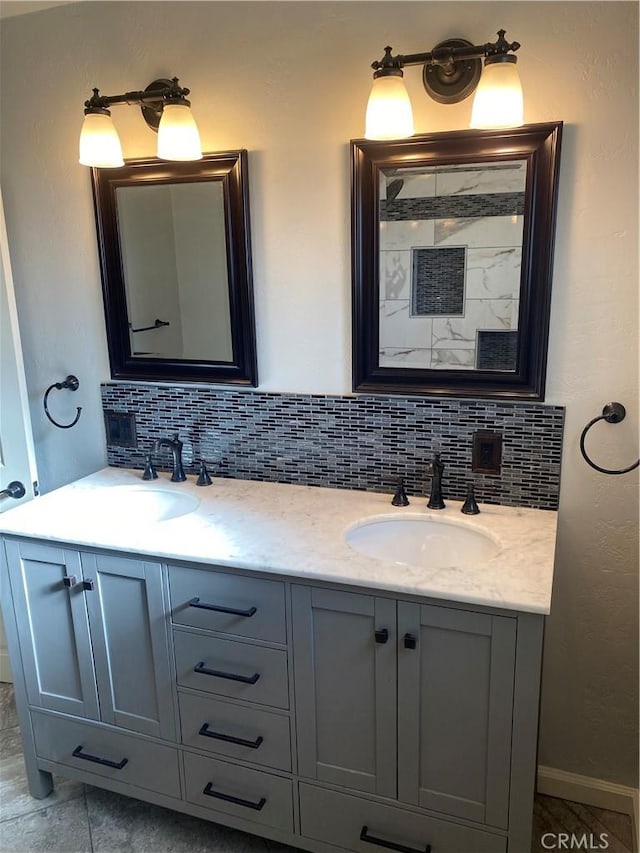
xmin=345 ymin=514 xmax=499 ymax=569
xmin=87 ymin=484 xmax=200 ymax=523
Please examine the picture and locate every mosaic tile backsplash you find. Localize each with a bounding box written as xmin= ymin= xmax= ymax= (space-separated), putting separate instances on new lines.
xmin=102 ymin=383 xmax=564 ymax=510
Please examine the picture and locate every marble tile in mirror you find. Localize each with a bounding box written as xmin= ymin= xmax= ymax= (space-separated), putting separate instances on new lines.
xmin=379 ymin=160 xmax=526 ymax=372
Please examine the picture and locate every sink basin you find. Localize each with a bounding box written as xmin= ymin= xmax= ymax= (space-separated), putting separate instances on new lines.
xmin=87 ymin=485 xmax=199 ymax=524
xmin=345 ymin=515 xmax=499 ymax=569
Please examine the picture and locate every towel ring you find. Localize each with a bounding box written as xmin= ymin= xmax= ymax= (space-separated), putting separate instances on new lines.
xmin=43 ymin=375 xmax=82 ymax=430
xmin=579 ymin=402 xmax=639 ymax=475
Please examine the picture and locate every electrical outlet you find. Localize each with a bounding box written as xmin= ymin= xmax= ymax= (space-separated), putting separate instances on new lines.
xmin=472 ymin=431 xmax=502 ymax=475
xmin=104 ymin=411 xmax=137 ymax=447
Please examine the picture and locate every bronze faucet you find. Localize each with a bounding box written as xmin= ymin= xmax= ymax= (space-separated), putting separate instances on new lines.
xmin=152 ymin=433 xmax=186 ymax=482
xmin=427 ymin=451 xmax=445 ymax=510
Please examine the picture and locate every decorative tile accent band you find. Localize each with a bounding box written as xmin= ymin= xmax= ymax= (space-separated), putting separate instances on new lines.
xmin=101 ymin=383 xmax=564 ymax=510
xmin=380 ymin=191 xmax=525 ymax=221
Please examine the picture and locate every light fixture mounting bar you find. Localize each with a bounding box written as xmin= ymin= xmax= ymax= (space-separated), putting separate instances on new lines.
xmin=83 ymin=78 xmax=191 ymax=130
xmin=371 ymin=30 xmax=520 ymax=73
xmin=370 ymin=30 xmax=520 ymax=105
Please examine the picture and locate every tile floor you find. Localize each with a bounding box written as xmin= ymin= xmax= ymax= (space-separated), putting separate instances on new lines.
xmin=0 ymin=684 xmax=634 ymax=853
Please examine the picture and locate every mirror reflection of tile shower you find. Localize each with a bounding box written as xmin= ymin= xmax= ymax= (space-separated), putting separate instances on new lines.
xmin=378 ymin=160 xmax=526 ymax=371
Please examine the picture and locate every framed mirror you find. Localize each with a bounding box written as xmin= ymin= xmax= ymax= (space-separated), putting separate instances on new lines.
xmin=92 ymin=151 xmax=257 ymax=385
xmin=351 ymin=122 xmax=562 ymax=399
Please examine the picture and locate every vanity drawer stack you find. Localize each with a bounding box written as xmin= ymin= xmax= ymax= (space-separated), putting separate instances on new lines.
xmin=168 ymin=565 xmax=294 ymax=833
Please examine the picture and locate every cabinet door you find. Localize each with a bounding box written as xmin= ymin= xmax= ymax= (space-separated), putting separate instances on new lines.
xmin=82 ymin=553 xmax=175 ymax=741
xmin=3 ymin=540 xmax=99 ymax=719
xmin=397 ymin=602 xmax=516 ymax=828
xmin=292 ymin=585 xmax=396 ymax=798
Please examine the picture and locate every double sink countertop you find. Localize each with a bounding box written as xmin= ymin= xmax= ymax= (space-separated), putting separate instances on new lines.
xmin=0 ymin=467 xmax=557 ymax=614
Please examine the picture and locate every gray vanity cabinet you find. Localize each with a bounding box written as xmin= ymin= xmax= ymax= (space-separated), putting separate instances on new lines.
xmin=2 ymin=535 xmax=543 ymax=853
xmin=292 ymin=586 xmax=397 ymax=798
xmin=397 ymin=602 xmax=516 ymax=828
xmin=292 ymin=586 xmax=517 ymax=830
xmin=4 ymin=540 xmax=99 ymax=719
xmin=80 ymin=552 xmax=176 ymax=740
xmin=5 ymin=540 xmax=175 ymax=740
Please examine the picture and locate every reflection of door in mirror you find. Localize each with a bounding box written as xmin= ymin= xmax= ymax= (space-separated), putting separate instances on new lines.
xmin=378 ymin=160 xmax=526 ymax=372
xmin=116 ymin=182 xmax=232 ymax=362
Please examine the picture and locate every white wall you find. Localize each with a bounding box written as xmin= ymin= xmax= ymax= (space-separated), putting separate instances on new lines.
xmin=0 ymin=1 xmax=637 ymax=789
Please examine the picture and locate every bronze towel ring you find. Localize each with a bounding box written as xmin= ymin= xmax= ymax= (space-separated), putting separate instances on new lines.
xmin=43 ymin=375 xmax=82 ymax=429
xmin=579 ymin=402 xmax=639 ymax=475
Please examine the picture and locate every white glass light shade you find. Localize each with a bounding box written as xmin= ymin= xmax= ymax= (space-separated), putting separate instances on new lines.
xmin=470 ymin=59 xmax=524 ymax=129
xmin=157 ymin=103 xmax=203 ymax=161
xmin=79 ymin=112 xmax=124 ymax=167
xmin=365 ymin=74 xmax=414 ymax=140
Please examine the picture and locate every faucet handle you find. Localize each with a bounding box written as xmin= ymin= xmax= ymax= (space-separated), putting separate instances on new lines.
xmin=461 ymin=483 xmax=480 ymax=515
xmin=391 ymin=479 xmax=410 ymax=507
xmin=141 ymin=454 xmax=158 ymax=481
xmin=196 ymin=460 xmax=213 ymax=487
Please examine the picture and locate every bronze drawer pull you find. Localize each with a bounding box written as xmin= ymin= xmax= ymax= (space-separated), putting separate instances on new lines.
xmin=202 ymin=781 xmax=266 ymax=811
xmin=360 ymin=826 xmax=431 ymax=853
xmin=188 ymin=597 xmax=257 ymax=617
xmin=72 ymin=745 xmax=128 ymax=770
xmin=193 ymin=661 xmax=260 ymax=684
xmin=198 ymin=723 xmax=263 ymax=749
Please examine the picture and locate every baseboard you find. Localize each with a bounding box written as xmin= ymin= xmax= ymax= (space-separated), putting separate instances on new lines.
xmin=538 ymin=765 xmax=639 ymax=852
xmin=0 ymin=649 xmax=13 ymax=683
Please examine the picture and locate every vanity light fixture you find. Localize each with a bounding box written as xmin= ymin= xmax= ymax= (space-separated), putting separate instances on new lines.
xmin=79 ymin=77 xmax=202 ymax=167
xmin=365 ymin=29 xmax=523 ymax=139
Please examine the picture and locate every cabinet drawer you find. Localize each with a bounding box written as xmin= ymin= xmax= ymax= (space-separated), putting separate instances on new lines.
xmin=32 ymin=712 xmax=180 ymax=799
xmin=184 ymin=752 xmax=293 ymax=832
xmin=174 ymin=631 xmax=289 ymax=709
xmin=178 ymin=691 xmax=291 ymax=771
xmin=299 ymin=783 xmax=507 ymax=853
xmin=169 ymin=566 xmax=286 ymax=644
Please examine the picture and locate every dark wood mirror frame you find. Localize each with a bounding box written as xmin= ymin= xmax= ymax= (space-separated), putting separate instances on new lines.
xmin=351 ymin=122 xmax=563 ymax=400
xmin=91 ymin=151 xmax=258 ymax=386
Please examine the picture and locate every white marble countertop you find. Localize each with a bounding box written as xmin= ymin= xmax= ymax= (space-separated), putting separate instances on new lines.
xmin=0 ymin=467 xmax=557 ymax=614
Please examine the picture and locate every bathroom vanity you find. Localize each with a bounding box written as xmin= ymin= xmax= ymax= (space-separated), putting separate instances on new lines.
xmin=0 ymin=469 xmax=556 ymax=853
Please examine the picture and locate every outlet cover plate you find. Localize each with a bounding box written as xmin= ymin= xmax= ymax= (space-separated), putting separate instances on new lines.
xmin=104 ymin=410 xmax=137 ymax=447
xmin=472 ymin=430 xmax=502 ymax=475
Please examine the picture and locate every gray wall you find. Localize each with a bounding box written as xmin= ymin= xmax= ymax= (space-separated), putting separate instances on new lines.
xmin=0 ymin=1 xmax=637 ymax=790
xmin=171 ymin=182 xmax=232 ymax=362
xmin=118 ymin=185 xmax=184 ymax=357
